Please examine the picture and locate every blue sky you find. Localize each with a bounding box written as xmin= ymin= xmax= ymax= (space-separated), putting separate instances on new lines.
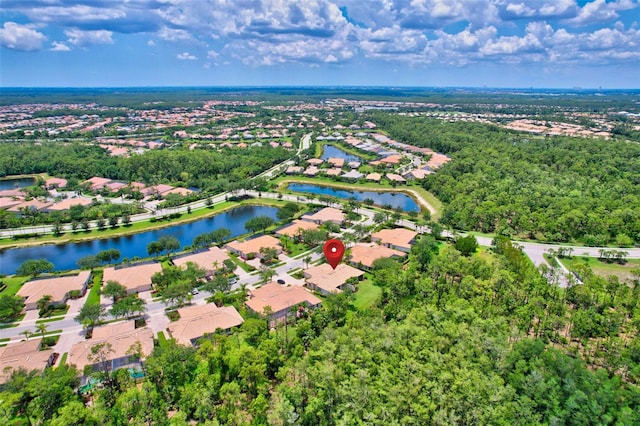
xmin=1 ymin=0 xmax=638 ymax=88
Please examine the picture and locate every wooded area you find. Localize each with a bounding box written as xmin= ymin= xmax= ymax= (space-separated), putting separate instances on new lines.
xmin=2 ymin=235 xmax=639 ymax=425
xmin=373 ymin=114 xmax=640 ymax=245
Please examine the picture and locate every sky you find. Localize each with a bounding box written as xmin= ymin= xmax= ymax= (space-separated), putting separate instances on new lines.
xmin=0 ymin=0 xmax=639 ymax=89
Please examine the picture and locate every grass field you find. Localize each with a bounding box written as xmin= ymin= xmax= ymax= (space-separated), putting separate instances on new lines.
xmin=558 ymin=256 xmax=640 ymax=282
xmin=352 ymin=278 xmax=382 ymax=311
xmin=0 ymin=276 xmax=29 ymax=296
xmin=85 ymin=271 xmax=103 ymax=307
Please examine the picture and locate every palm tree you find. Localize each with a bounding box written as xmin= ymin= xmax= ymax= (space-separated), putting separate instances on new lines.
xmin=20 ymin=330 xmax=31 ymax=341
xmin=35 ymin=323 xmax=48 ymax=340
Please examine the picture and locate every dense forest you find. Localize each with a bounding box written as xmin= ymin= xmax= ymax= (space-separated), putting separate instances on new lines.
xmin=0 ymin=142 xmax=290 ymax=192
xmin=374 ymin=114 xmax=640 ymax=245
xmin=2 ymin=236 xmax=639 ymax=424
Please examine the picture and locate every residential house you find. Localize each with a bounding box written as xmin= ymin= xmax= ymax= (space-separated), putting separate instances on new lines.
xmin=17 ymin=271 xmax=91 ymax=311
xmin=372 ymin=228 xmax=417 ymax=252
xmin=166 ymin=304 xmax=244 ymax=346
xmin=274 ymin=219 xmax=320 ymax=239
xmin=0 ymin=339 xmax=55 ymax=384
xmin=68 ymin=321 xmax=154 ymax=373
xmin=365 ymin=172 xmax=382 ymax=182
xmin=102 ymin=262 xmax=162 ymax=295
xmin=45 ymin=177 xmax=68 ymax=189
xmin=246 ymin=282 xmax=321 ymax=322
xmin=84 ymin=177 xmax=112 ymax=192
xmin=225 ymin=235 xmax=282 ymax=260
xmin=304 ymin=263 xmax=364 ymax=295
xmin=46 ymin=197 xmax=93 ymax=212
xmin=172 ymin=247 xmax=230 ymax=278
xmin=349 ymin=243 xmax=407 ymax=270
xmin=386 ymin=173 xmax=407 ymax=184
xmin=301 ymin=207 xmax=345 ymax=226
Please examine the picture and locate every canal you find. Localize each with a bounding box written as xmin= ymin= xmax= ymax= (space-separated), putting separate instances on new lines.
xmin=0 ymin=204 xmax=280 ymax=275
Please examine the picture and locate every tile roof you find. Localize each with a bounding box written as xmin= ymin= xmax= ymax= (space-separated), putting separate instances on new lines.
xmin=167 ymin=304 xmax=244 ymax=346
xmin=349 ymin=243 xmax=406 ymax=268
xmin=304 ymin=263 xmax=364 ymax=293
xmin=103 ymin=263 xmax=162 ymax=293
xmin=246 ymin=282 xmax=321 ymax=315
xmin=17 ymin=271 xmax=91 ymax=308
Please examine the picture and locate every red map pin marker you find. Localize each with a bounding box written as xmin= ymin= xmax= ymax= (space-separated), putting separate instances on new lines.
xmin=323 ymin=239 xmax=345 ymax=270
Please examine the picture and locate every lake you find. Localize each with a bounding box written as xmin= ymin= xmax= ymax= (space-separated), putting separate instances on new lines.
xmin=287 ymin=183 xmax=420 ymax=212
xmin=321 ymin=145 xmax=362 ymax=163
xmin=0 ymin=204 xmax=279 ymax=275
xmin=0 ymin=177 xmax=35 ymax=191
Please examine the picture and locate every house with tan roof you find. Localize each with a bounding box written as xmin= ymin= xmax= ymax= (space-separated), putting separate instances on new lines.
xmin=304 ymin=263 xmax=364 ymax=295
xmin=225 ymin=235 xmax=282 ymax=260
xmin=307 ymin=158 xmax=324 ymax=166
xmin=46 ymin=197 xmax=93 ymax=212
xmin=84 ymin=176 xmax=112 ymax=191
xmin=274 ymin=219 xmax=320 ymax=239
xmin=246 ymin=282 xmax=321 ymax=323
xmin=372 ymin=228 xmax=417 ymax=252
xmin=303 ymin=166 xmax=320 ymax=176
xmin=386 ymin=173 xmax=407 ymax=183
xmin=349 ymin=243 xmax=407 ymax=269
xmin=166 ymin=304 xmax=244 ymax=346
xmin=327 ymin=157 xmax=345 ymax=168
xmin=17 ymin=271 xmax=91 ymax=311
xmin=365 ymin=172 xmax=382 ymax=182
xmin=380 ymin=154 xmax=402 ymax=165
xmin=0 ymin=339 xmax=55 ymax=384
xmin=142 ymin=184 xmax=174 ymax=198
xmin=68 ymin=321 xmax=154 ymax=373
xmin=102 ymin=262 xmax=162 ymax=295
xmin=45 ymin=177 xmax=67 ymax=189
xmin=325 ymin=168 xmax=342 ymax=177
xmin=301 ymin=207 xmax=345 ymax=226
xmin=8 ymin=199 xmax=52 ymax=214
xmin=0 ymin=197 xmax=23 ymax=210
xmin=172 ymin=247 xmax=230 ymax=278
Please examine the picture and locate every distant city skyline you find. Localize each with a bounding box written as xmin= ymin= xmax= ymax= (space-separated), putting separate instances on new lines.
xmin=1 ymin=0 xmax=639 ymax=89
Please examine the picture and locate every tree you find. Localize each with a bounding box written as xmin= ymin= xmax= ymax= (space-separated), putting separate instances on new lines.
xmin=158 ymin=235 xmax=180 ymax=256
xmin=245 ymin=215 xmax=275 ymax=234
xmin=77 ymin=255 xmax=100 ymax=270
xmin=259 ymin=246 xmax=279 ymax=265
xmin=103 ymin=280 xmax=127 ymax=304
xmin=259 ymin=265 xmax=275 ymax=283
xmin=111 ymin=295 xmax=146 ymax=320
xmin=108 ymin=216 xmax=119 ymax=228
xmin=455 ymin=234 xmax=479 ymax=256
xmin=147 ymin=241 xmax=163 ymax=257
xmin=277 ymin=202 xmax=300 ymax=222
xmin=75 ymin=303 xmax=105 ymax=329
xmin=34 ymin=322 xmax=48 ymax=340
xmin=96 ymin=249 xmax=120 ymax=264
xmin=16 ymin=259 xmax=54 ymax=277
xmin=37 ymin=295 xmax=53 ymax=317
xmin=161 ymin=281 xmax=192 ymax=308
xmin=0 ymin=294 xmax=24 ymax=321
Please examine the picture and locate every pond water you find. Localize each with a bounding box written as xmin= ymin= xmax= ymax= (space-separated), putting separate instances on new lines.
xmin=321 ymin=145 xmax=362 ymax=163
xmin=287 ymin=183 xmax=420 ymax=212
xmin=0 ymin=177 xmax=35 ymax=191
xmin=0 ymin=204 xmax=279 ymax=275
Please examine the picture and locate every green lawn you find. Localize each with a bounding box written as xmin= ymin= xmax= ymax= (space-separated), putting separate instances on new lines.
xmin=352 ymin=279 xmax=382 ymax=311
xmin=0 ymin=276 xmax=29 ymax=296
xmin=558 ymin=256 xmax=640 ymax=282
xmin=58 ymin=352 xmax=68 ymax=366
xmin=84 ymin=271 xmax=102 ymax=307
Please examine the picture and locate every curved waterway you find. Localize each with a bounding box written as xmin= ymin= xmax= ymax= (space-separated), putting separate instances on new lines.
xmin=0 ymin=205 xmax=279 ymax=275
xmin=287 ymin=183 xmax=419 ymax=212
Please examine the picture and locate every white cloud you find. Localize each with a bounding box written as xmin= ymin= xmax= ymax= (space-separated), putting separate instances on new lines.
xmin=65 ymin=28 xmax=113 ymax=46
xmin=207 ymin=49 xmax=219 ymax=59
xmin=177 ymin=51 xmax=197 ymax=60
xmin=147 ymin=39 xmax=156 ymax=47
xmin=50 ymin=41 xmax=71 ymax=51
xmin=0 ymin=21 xmax=47 ymax=51
xmin=158 ymin=27 xmax=193 ymax=42
xmin=564 ymin=0 xmax=637 ymax=26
